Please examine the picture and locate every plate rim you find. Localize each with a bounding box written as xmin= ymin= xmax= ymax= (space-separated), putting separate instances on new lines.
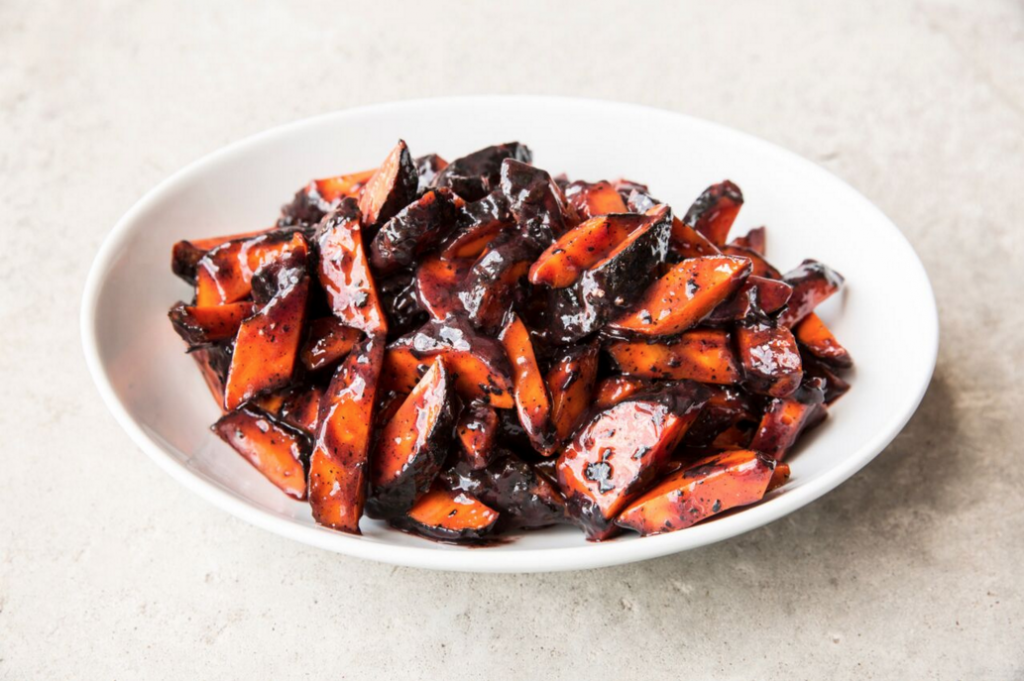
xmin=80 ymin=95 xmax=939 ymax=572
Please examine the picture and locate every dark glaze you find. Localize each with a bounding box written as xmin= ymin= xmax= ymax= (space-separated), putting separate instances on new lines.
xmin=683 ymin=180 xmax=744 ymax=246
xmin=376 ymin=271 xmax=426 ymax=340
xmin=557 ymin=381 xmax=709 ymax=540
xmin=499 ymin=158 xmax=566 ymax=247
xmin=195 ymin=229 xmax=306 ymax=306
xmin=529 ymin=213 xmax=648 ymax=289
xmin=793 ymin=312 xmax=853 ymax=368
xmin=431 ymin=142 xmax=532 ymax=202
xmin=750 ymin=377 xmax=827 ymax=460
xmin=549 ymin=205 xmax=672 ymax=343
xmin=801 ymin=353 xmax=851 ymax=405
xmin=777 ymin=260 xmax=845 ymax=328
xmin=366 ymin=359 xmax=456 ymax=519
xmin=499 ymin=313 xmax=556 ymax=456
xmin=414 ymin=154 xmax=448 ymax=195
xmin=443 ymin=453 xmax=568 ymax=530
xmin=439 ymin=190 xmax=515 ymax=260
xmin=370 ymin=187 xmax=460 ymax=275
xmin=189 ymin=341 xmax=234 ymax=407
xmin=171 ymin=228 xmax=273 ymax=284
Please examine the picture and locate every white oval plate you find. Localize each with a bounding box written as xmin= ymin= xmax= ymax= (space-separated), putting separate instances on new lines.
xmin=82 ymin=97 xmax=937 ymax=573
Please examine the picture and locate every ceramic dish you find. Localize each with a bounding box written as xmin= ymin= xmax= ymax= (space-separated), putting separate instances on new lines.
xmin=81 ymin=96 xmax=938 ymax=572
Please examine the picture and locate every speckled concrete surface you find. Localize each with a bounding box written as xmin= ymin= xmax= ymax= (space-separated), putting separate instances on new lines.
xmin=1 ymin=0 xmax=1022 ymax=678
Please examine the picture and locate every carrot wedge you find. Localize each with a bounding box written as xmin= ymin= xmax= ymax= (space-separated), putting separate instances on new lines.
xmin=615 ymin=450 xmax=775 ymax=536
xmin=387 ymin=316 xmax=514 ymax=408
xmin=212 ymin=407 xmax=311 ymax=500
xmin=169 ymin=301 xmax=254 ymax=346
xmin=316 ymin=199 xmax=388 ymax=336
xmin=223 ymin=247 xmax=310 ymax=410
xmin=565 ymin=180 xmax=628 ymax=219
xmin=529 ymin=214 xmax=646 ymax=288
xmin=457 ymin=402 xmax=500 ymax=470
xmin=606 ymin=328 xmax=741 ymax=384
xmin=608 ymin=255 xmax=751 ymax=338
xmin=172 ymin=227 xmax=271 ymax=283
xmin=367 ymin=359 xmax=456 ymax=518
xmin=308 ymin=336 xmax=385 ymax=534
xmin=415 ymin=253 xmax=472 ymax=320
xmin=592 ymin=376 xmax=652 ymax=411
xmin=735 ymin=314 xmax=804 ymax=398
xmin=730 ymin=226 xmax=767 ymax=255
xmin=195 ymin=230 xmax=306 ymax=306
xmin=392 ymin=487 xmax=499 ymax=543
xmin=300 ymin=318 xmax=362 ymax=373
xmin=370 ymin=187 xmax=460 ymax=275
xmin=684 ymin=180 xmax=744 ymax=246
xmin=546 ymin=344 xmax=599 ymax=444
xmin=794 ymin=312 xmax=853 ymax=368
xmin=357 ymin=139 xmax=418 ymax=232
xmin=777 ymin=260 xmax=845 ymax=328
xmin=750 ymin=378 xmax=827 ymax=460
xmin=556 ymin=381 xmax=709 ymax=540
xmin=499 ymin=313 xmax=556 ymax=455
xmin=705 ymin=276 xmax=793 ymax=323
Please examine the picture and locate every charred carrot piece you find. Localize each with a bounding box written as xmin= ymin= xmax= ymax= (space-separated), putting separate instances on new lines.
xmin=802 ymin=354 xmax=851 ymax=404
xmin=616 ymin=449 xmax=774 ymax=536
xmin=684 ymin=181 xmax=744 ymax=246
xmin=213 ymin=407 xmax=311 ymax=500
xmin=608 ymin=255 xmax=751 ymax=337
xmin=777 ymin=260 xmax=846 ymax=328
xmin=735 ymin=314 xmax=804 ymax=398
xmin=314 ymin=168 xmax=377 ymax=203
xmin=668 ymin=216 xmax=722 ymax=260
xmin=387 ymin=317 xmax=514 ymax=408
xmin=415 ymin=253 xmax=472 ymax=320
xmin=499 ymin=313 xmax=556 ymax=455
xmin=458 ymin=236 xmax=533 ymax=331
xmin=308 ymin=336 xmax=385 ymax=534
xmin=592 ymin=376 xmax=652 ymax=411
xmin=682 ymin=385 xmax=757 ymax=448
xmin=370 ymin=187 xmax=460 ymax=275
xmin=457 ymin=402 xmax=501 ymax=470
xmin=169 ymin=301 xmax=254 ymax=346
xmin=565 ymin=180 xmax=628 ymax=219
xmin=749 ymin=378 xmax=827 ymax=461
xmin=546 ymin=344 xmax=599 ymax=444
xmin=766 ymin=462 xmax=791 ymax=493
xmin=189 ymin=344 xmax=232 ymax=409
xmin=278 ymin=385 xmax=323 ymax=434
xmin=316 ymin=199 xmax=388 ymax=336
xmin=529 ymin=214 xmax=646 ymax=289
xmin=719 ymin=244 xmax=783 ymax=280
xmin=392 ymin=487 xmax=500 ymax=543
xmin=793 ymin=312 xmax=853 ymax=368
xmin=438 ymin=191 xmax=515 ymax=260
xmin=606 ymin=328 xmax=742 ymax=385
xmin=705 ymin=276 xmax=793 ymax=323
xmin=557 ymin=381 xmax=709 ymax=540
xmin=172 ymin=227 xmax=271 ymax=283
xmin=194 ymin=231 xmax=306 ymax=306
xmin=223 ymin=247 xmax=310 ymax=410
xmin=357 ymin=139 xmax=418 ymax=231
xmin=730 ymin=226 xmax=767 ymax=255
xmin=443 ymin=454 xmax=568 ymax=530
xmin=300 ymin=318 xmax=362 ymax=373
xmin=367 ymin=359 xmax=456 ymax=518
